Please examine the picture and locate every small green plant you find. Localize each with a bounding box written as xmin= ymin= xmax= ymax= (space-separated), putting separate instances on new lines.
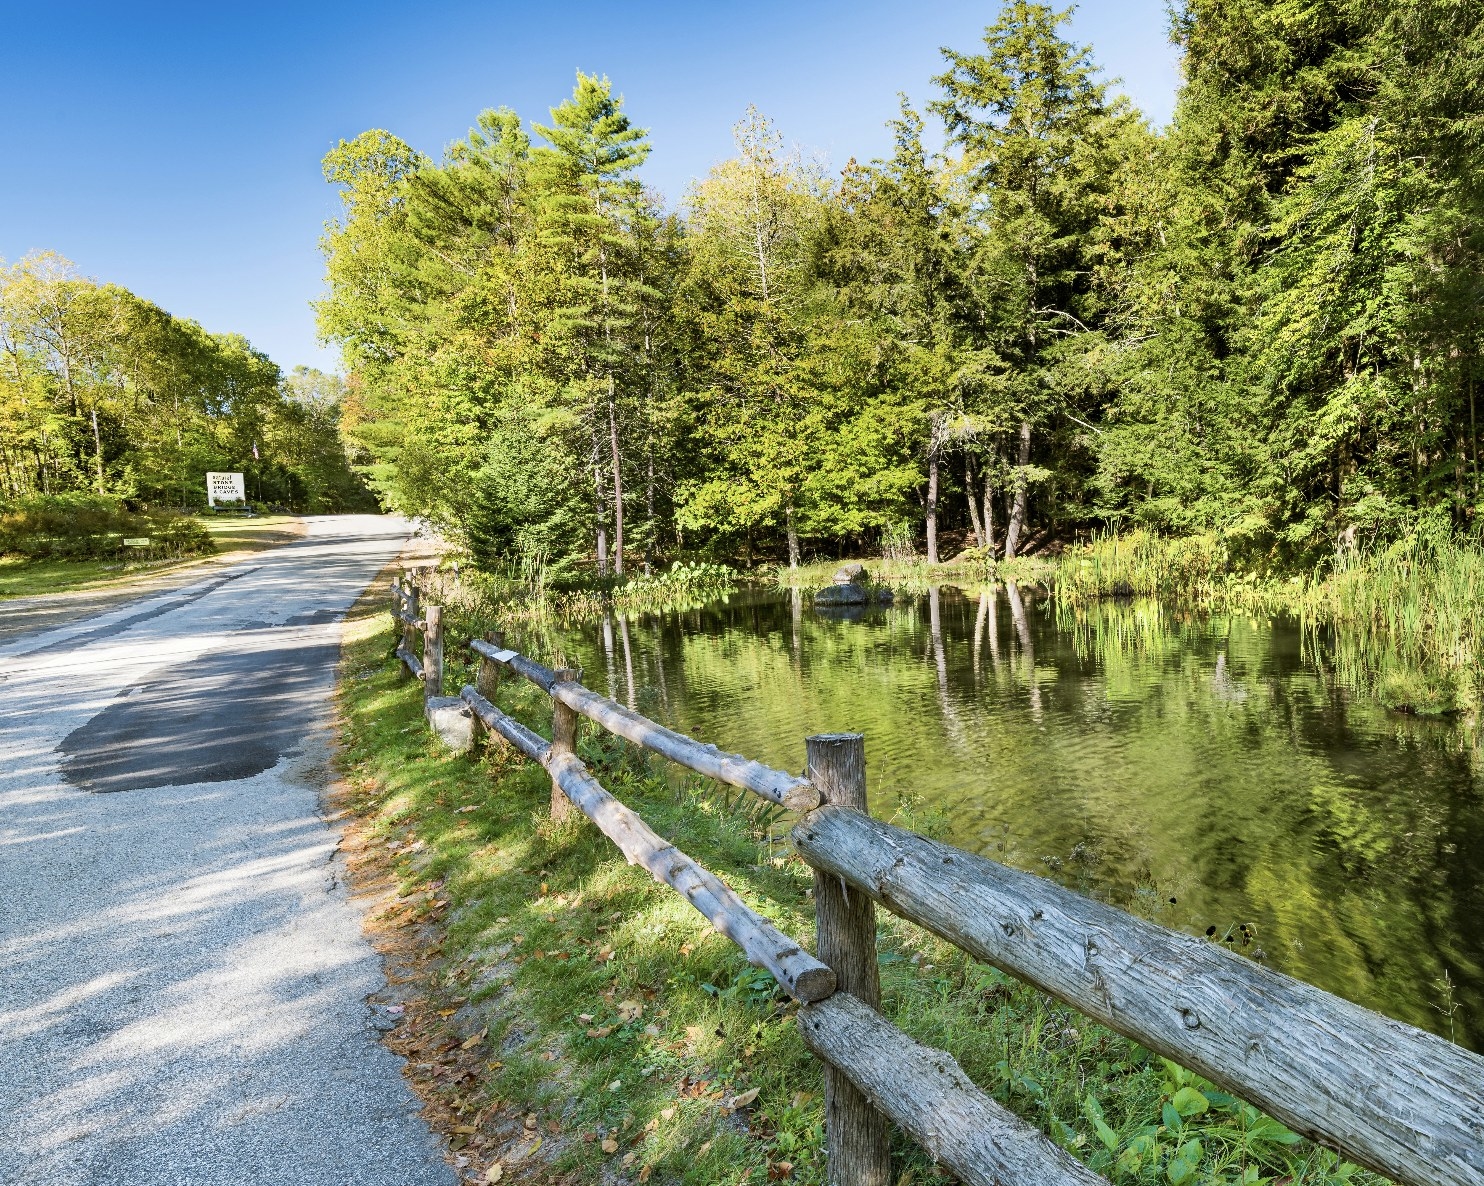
xmin=881 ymin=520 xmax=917 ymax=563
xmin=612 ymin=561 xmax=737 ymax=612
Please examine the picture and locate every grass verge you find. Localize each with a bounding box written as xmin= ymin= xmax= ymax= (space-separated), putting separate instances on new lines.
xmin=0 ymin=515 xmax=304 ymax=600
xmin=333 ymin=576 xmax=1383 ymax=1186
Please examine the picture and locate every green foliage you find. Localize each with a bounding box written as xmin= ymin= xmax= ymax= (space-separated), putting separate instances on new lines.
xmin=0 ymin=493 xmax=215 ymax=560
xmin=0 ymin=253 xmax=372 ymax=514
xmin=611 ymin=561 xmax=737 ymax=613
xmin=318 ymin=0 xmax=1484 ymax=577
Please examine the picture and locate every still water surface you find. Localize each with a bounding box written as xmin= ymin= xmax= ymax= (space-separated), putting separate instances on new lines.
xmin=543 ymin=585 xmax=1484 ymax=1050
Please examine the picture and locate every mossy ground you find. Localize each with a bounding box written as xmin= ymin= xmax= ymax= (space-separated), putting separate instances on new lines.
xmin=333 ymin=576 xmax=1382 ymax=1186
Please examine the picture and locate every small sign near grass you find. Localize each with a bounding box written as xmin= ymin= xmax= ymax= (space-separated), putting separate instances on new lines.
xmin=122 ymin=538 xmax=151 ymax=548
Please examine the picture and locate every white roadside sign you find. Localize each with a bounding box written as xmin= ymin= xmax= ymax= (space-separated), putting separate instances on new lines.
xmin=206 ymin=471 xmax=245 ymax=507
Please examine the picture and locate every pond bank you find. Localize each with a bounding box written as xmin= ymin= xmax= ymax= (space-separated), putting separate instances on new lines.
xmin=334 ymin=573 xmax=1385 ymax=1186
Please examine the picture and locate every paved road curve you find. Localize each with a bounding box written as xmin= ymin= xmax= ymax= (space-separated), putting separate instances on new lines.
xmin=0 ymin=516 xmax=456 ymax=1186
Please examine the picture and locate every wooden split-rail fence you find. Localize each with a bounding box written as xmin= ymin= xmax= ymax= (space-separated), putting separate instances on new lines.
xmin=389 ymin=572 xmax=1484 ymax=1186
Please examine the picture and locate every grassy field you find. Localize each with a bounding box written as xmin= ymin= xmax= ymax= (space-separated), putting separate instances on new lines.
xmin=333 ymin=586 xmax=1379 ymax=1186
xmin=0 ymin=514 xmax=303 ymax=600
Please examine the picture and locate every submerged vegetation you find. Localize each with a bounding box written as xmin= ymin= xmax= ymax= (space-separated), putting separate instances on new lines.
xmin=337 ymin=581 xmax=1384 ymax=1186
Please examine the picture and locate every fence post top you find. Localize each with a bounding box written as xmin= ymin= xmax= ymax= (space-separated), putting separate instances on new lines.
xmin=806 ymin=731 xmax=864 ymax=744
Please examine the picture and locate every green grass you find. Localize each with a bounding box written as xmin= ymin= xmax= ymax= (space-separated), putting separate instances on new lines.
xmin=0 ymin=514 xmax=301 ymax=600
xmin=0 ymin=554 xmax=147 ymax=599
xmin=1052 ymin=529 xmax=1484 ymax=716
xmin=335 ymin=598 xmax=1383 ymax=1186
xmin=773 ymin=552 xmax=1058 ymax=596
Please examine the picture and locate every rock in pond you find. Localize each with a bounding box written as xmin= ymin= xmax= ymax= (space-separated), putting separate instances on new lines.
xmin=814 ymin=582 xmax=894 ymax=607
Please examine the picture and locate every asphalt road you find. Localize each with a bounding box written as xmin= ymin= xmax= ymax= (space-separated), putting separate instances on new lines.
xmin=0 ymin=515 xmax=457 ymax=1186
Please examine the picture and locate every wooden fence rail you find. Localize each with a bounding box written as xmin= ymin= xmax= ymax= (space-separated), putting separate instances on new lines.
xmin=387 ymin=574 xmax=1484 ymax=1186
xmin=793 ymin=806 xmax=1484 ymax=1186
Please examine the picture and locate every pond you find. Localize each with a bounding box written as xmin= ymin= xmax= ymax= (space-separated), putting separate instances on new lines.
xmin=537 ymin=584 xmax=1484 ymax=1051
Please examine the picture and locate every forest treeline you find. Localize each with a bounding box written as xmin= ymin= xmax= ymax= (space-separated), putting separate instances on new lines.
xmin=318 ymin=0 xmax=1484 ymax=579
xmin=0 ymin=252 xmax=370 ymax=513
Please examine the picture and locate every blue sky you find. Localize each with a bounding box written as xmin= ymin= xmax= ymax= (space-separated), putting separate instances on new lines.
xmin=1 ymin=1 xmax=1180 ymax=375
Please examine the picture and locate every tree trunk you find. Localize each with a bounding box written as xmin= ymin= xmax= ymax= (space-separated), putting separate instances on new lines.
xmin=786 ymin=505 xmax=800 ymax=570
xmin=1004 ymin=421 xmax=1031 ymax=559
xmin=645 ymin=442 xmax=656 ymax=574
xmin=966 ymin=453 xmax=985 ymax=549
xmin=593 ymin=438 xmax=610 ymax=577
xmin=982 ymin=449 xmax=997 ymax=557
xmin=91 ymin=408 xmax=104 ymax=493
xmin=609 ymin=379 xmax=624 ymax=577
xmin=1471 ymin=373 xmax=1479 ymax=500
xmin=925 ymin=433 xmax=941 ymax=565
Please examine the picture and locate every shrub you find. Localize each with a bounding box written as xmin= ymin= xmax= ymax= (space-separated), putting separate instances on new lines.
xmin=0 ymin=493 xmax=215 ymax=561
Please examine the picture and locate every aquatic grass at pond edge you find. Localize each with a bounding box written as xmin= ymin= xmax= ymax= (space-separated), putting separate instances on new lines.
xmin=1053 ymin=530 xmax=1484 ymax=716
xmin=419 ymin=559 xmax=741 ymax=629
xmin=335 ymin=591 xmax=1383 ymax=1186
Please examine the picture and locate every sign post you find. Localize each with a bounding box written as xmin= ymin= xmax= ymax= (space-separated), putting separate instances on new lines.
xmin=206 ymin=471 xmax=245 ymax=508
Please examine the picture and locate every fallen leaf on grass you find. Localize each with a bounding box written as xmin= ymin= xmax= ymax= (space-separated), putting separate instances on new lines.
xmin=730 ymin=1087 xmax=760 ymax=1109
xmin=456 ymin=805 xmax=479 ymax=813
xmin=585 ymin=1025 xmax=614 ymax=1039
xmin=460 ymin=1029 xmax=487 ymax=1050
xmin=484 ymin=1164 xmax=503 ymax=1182
xmin=697 ymin=1140 xmax=712 ymax=1156
xmin=660 ymin=1107 xmax=676 ymax=1121
xmin=509 ymin=1135 xmax=541 ymax=1162
xmin=601 ymin=1138 xmax=619 ymax=1153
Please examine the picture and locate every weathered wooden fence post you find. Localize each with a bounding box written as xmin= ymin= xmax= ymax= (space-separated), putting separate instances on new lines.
xmin=806 ymin=732 xmax=891 ymax=1186
xmin=423 ymin=604 xmax=443 ymax=700
xmin=549 ymin=666 xmax=581 ymax=821
xmin=469 ymin=630 xmax=504 ymax=749
xmin=477 ymin=630 xmax=505 ymax=700
xmin=400 ymin=573 xmax=421 ymax=679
